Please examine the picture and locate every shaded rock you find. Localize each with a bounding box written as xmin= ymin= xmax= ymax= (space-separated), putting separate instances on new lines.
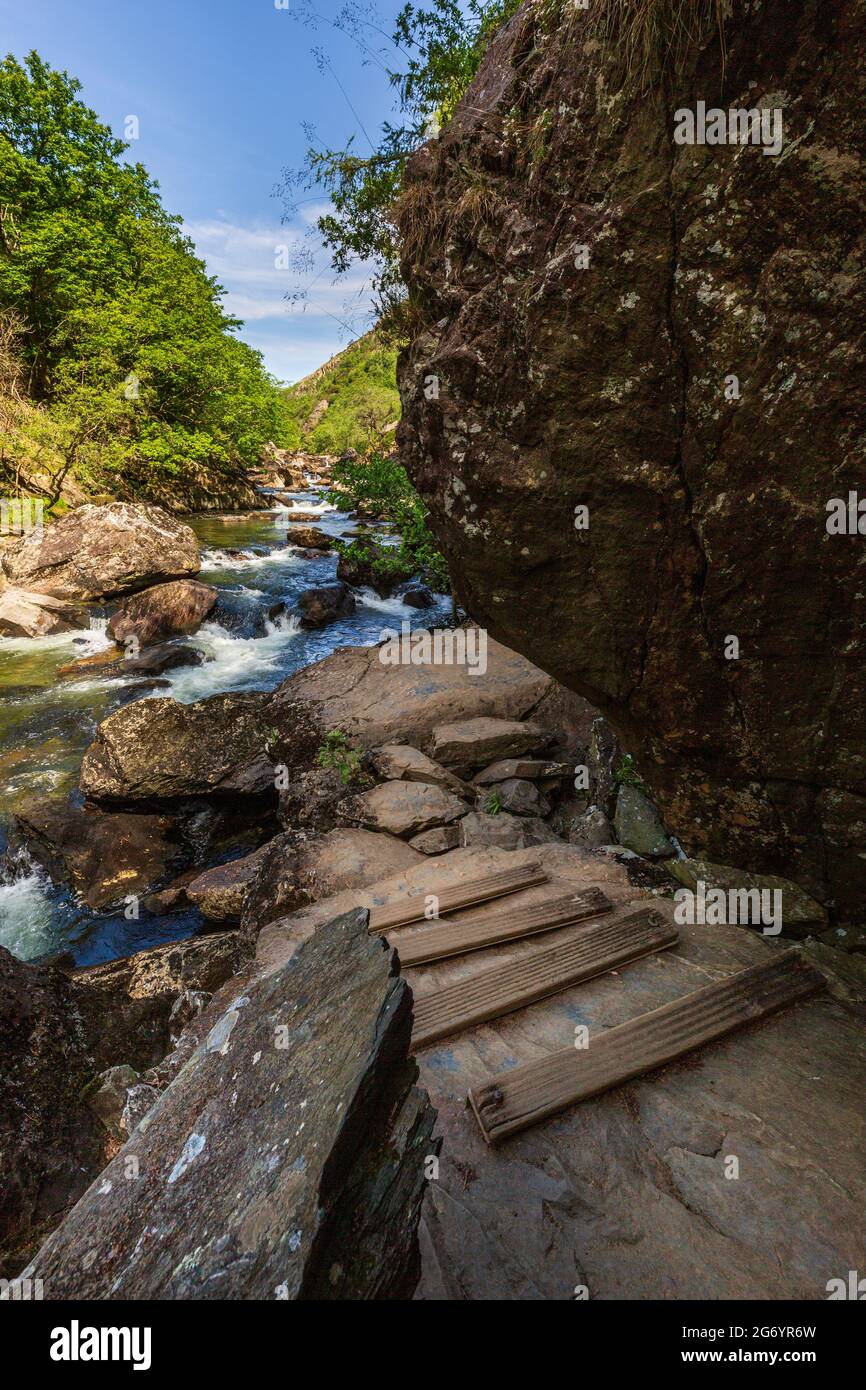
xmin=269 ymin=633 xmax=552 ymax=768
xmin=402 ymin=585 xmax=434 ymax=609
xmin=458 ymin=809 xmax=557 ymax=850
xmin=27 ymin=908 xmax=438 ymax=1300
xmin=277 ymin=767 xmax=349 ymax=832
xmin=242 ymin=828 xmax=423 ymax=942
xmin=284 ymin=525 xmax=334 ymax=550
xmin=343 ymin=780 xmax=467 ymax=838
xmin=167 ymin=990 xmax=211 ymax=1043
xmin=586 ymin=717 xmax=622 ymax=820
xmin=431 ymin=717 xmax=551 ymax=773
xmin=0 ymin=941 xmax=191 ymax=1277
xmin=296 ymin=582 xmax=355 ymax=629
xmin=75 ymin=931 xmax=244 ymax=1002
xmin=568 ymin=806 xmax=614 ymax=850
xmin=666 ymin=859 xmax=829 ymax=937
xmin=121 ymin=642 xmax=205 ymax=677
xmin=79 ymin=693 xmax=274 ymax=804
xmin=397 ymin=0 xmax=866 ymax=924
xmin=370 ymin=743 xmax=472 ymax=798
xmin=86 ymin=1065 xmax=141 ymax=1142
xmin=474 ymin=757 xmax=571 ymax=785
xmin=14 ymin=800 xmax=181 ymax=910
xmin=0 ymin=587 xmax=89 ymax=638
xmin=408 ymin=825 xmax=460 ymax=855
xmin=186 ymin=846 xmax=271 ymax=923
xmin=2 ymin=502 xmax=199 ymax=600
xmin=478 ymin=777 xmax=547 ymax=817
xmin=614 ymin=784 xmax=675 ymax=858
xmin=108 ymin=579 xmax=217 ymax=647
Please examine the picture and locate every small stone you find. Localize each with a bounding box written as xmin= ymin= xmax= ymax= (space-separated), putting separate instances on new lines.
xmin=408 ymin=825 xmax=461 ymax=854
xmin=614 ymin=784 xmax=674 ymax=857
xmin=568 ymin=806 xmax=614 ymax=849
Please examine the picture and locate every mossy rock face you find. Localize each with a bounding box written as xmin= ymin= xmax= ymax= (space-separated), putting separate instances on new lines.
xmin=398 ymin=0 xmax=866 ymax=924
xmin=666 ymin=857 xmax=829 ymax=935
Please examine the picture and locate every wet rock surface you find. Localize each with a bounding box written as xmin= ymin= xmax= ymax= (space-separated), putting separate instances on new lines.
xmin=108 ymin=578 xmax=217 ymax=646
xmin=28 ymin=908 xmax=437 ymax=1300
xmin=15 ymin=799 xmax=181 ymax=910
xmin=79 ymin=693 xmax=275 ymax=804
xmin=397 ymin=0 xmax=866 ymax=923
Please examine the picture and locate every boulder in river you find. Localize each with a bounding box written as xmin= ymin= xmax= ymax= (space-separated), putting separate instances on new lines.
xmin=26 ymin=907 xmax=438 ymax=1300
xmin=296 ymin=582 xmax=356 ymax=629
xmin=121 ymin=642 xmax=205 ymax=677
xmin=108 ymin=578 xmax=217 ymax=646
xmin=284 ymin=525 xmax=334 ymax=551
xmin=14 ymin=799 xmax=181 ymax=910
xmin=79 ymin=693 xmax=274 ymax=804
xmin=1 ymin=502 xmax=200 ymax=601
xmin=0 ymin=587 xmax=90 ymax=638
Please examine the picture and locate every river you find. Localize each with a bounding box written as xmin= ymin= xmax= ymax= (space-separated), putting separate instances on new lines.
xmin=0 ymin=489 xmax=452 ymax=966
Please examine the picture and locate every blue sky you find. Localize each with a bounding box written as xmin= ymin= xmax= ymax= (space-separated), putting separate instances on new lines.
xmin=0 ymin=0 xmax=406 ymax=381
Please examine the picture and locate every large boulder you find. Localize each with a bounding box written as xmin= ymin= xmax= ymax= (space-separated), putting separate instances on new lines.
xmin=296 ymin=582 xmax=355 ymax=629
xmin=108 ymin=579 xmax=217 ymax=646
xmin=14 ymin=800 xmax=181 ymax=910
xmin=241 ymin=828 xmax=424 ymax=940
xmin=26 ymin=908 xmax=438 ymax=1300
xmin=397 ymin=0 xmax=866 ymax=922
xmin=1 ymin=503 xmax=200 ymax=600
xmin=0 ymin=588 xmax=89 ymax=638
xmin=269 ymin=633 xmax=553 ymax=765
xmin=79 ymin=693 xmax=274 ymax=804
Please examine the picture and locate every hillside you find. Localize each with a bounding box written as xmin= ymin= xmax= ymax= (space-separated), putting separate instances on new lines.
xmin=282 ymin=330 xmax=400 ymax=455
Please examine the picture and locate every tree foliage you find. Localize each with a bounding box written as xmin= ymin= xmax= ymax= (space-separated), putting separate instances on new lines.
xmin=277 ymin=0 xmax=521 ymax=325
xmin=0 ymin=51 xmax=289 ymax=506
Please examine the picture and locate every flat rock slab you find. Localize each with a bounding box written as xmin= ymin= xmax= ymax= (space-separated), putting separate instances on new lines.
xmin=410 ymin=900 xmax=866 ymax=1300
xmin=271 ymin=636 xmax=552 ymax=756
xmin=346 ymin=780 xmax=468 ymax=838
xmin=27 ymin=908 xmax=437 ymax=1300
xmin=371 ymin=744 xmax=471 ymax=798
xmin=475 ymin=759 xmax=572 ymax=785
xmin=459 ymin=810 xmax=558 ymax=850
xmin=431 ymin=718 xmax=552 ymax=772
xmin=0 ymin=587 xmax=89 ymax=638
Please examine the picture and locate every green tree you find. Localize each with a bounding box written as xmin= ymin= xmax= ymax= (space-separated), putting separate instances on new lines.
xmin=0 ymin=51 xmax=289 ymax=506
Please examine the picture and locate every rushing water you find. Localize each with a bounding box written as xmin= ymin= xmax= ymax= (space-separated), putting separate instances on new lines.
xmin=0 ymin=490 xmax=451 ymax=965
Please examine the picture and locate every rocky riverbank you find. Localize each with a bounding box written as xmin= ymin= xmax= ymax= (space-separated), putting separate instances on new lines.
xmin=2 ymin=491 xmax=864 ymax=1294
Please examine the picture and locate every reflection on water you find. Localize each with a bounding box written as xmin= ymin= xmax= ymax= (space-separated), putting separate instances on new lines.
xmin=0 ymin=492 xmax=450 ymax=963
